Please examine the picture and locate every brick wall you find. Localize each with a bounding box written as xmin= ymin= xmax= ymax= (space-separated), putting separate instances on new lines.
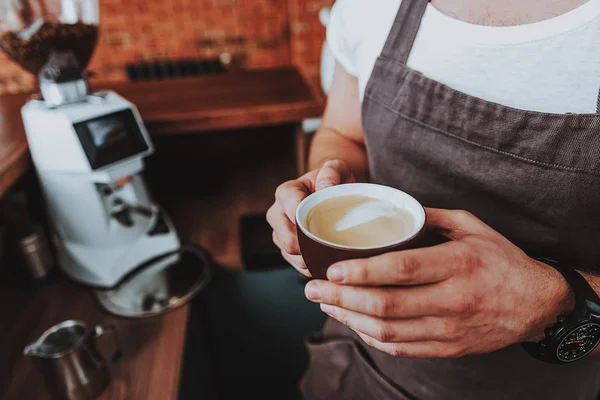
xmin=289 ymin=0 xmax=333 ymax=95
xmin=0 ymin=0 xmax=334 ymax=96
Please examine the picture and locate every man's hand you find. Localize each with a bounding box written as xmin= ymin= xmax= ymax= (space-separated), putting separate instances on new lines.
xmin=267 ymin=160 xmax=356 ymax=277
xmin=304 ymin=208 xmax=576 ymax=358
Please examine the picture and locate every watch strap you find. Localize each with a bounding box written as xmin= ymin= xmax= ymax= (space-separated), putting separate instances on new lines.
xmin=521 ymin=339 xmax=557 ymax=363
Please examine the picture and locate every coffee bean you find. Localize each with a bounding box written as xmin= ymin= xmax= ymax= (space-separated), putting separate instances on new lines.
xmin=0 ymin=22 xmax=98 ymax=77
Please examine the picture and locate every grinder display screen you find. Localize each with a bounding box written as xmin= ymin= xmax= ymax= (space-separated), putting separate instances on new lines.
xmin=74 ymin=110 xmax=150 ymax=169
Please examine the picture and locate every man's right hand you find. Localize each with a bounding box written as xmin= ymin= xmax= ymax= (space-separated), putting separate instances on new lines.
xmin=267 ymin=160 xmax=356 ymax=277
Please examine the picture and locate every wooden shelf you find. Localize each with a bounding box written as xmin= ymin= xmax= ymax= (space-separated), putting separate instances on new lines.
xmin=108 ymin=67 xmax=323 ymax=135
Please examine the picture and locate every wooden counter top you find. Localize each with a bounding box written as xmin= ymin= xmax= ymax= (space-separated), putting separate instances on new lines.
xmin=0 ymin=276 xmax=189 ymax=400
xmin=0 ymin=66 xmax=323 ymax=198
xmin=0 ymin=92 xmax=30 ymax=199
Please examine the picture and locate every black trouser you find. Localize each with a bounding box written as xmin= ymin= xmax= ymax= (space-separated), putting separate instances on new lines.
xmin=179 ymin=266 xmax=327 ymax=400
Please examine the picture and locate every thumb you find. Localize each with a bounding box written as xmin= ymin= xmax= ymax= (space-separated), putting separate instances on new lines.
xmin=315 ymin=160 xmax=355 ymax=191
xmin=425 ymin=208 xmax=488 ymax=241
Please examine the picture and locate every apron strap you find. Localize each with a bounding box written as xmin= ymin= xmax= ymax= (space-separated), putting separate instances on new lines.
xmin=381 ymin=0 xmax=430 ymax=64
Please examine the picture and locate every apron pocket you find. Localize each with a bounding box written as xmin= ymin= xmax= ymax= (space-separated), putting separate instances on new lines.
xmin=300 ymin=335 xmax=414 ymax=400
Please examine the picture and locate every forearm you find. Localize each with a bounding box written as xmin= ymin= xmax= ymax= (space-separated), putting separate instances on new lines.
xmin=308 ymin=127 xmax=369 ymax=182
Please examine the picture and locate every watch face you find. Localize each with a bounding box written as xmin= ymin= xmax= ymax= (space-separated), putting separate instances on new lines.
xmin=557 ymin=323 xmax=600 ymax=362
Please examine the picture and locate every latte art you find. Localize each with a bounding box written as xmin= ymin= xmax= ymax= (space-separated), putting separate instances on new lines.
xmin=305 ymin=195 xmax=415 ymax=247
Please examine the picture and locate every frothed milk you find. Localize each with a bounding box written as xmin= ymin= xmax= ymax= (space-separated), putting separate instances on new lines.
xmin=305 ymin=195 xmax=415 ymax=247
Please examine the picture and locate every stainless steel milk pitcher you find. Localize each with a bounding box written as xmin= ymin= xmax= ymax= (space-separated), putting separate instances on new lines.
xmin=24 ymin=320 xmax=121 ymax=400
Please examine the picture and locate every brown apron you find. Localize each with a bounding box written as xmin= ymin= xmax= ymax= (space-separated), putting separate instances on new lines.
xmin=300 ymin=1 xmax=600 ymax=399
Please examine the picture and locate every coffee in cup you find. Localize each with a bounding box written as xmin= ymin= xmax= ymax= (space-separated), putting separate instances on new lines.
xmin=305 ymin=194 xmax=416 ymax=247
xmin=296 ymin=184 xmax=426 ymax=280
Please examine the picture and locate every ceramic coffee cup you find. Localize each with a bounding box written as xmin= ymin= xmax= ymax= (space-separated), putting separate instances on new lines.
xmin=295 ymin=183 xmax=426 ymax=280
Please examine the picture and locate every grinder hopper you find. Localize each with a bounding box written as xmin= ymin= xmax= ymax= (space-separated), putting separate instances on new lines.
xmin=0 ymin=0 xmax=99 ymax=98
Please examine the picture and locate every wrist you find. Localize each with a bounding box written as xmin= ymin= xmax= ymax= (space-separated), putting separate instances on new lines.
xmin=522 ymin=261 xmax=600 ymax=363
xmin=525 ymin=260 xmax=576 ymax=342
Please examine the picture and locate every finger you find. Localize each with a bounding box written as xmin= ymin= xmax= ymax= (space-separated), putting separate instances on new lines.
xmin=281 ymin=250 xmax=312 ymax=278
xmin=328 ymin=241 xmax=464 ymax=286
xmin=273 ymin=233 xmax=311 ymax=276
xmin=320 ymin=305 xmax=452 ymax=343
xmin=315 ymin=160 xmax=355 ymax=191
xmin=425 ymin=208 xmax=489 ymax=241
xmin=305 ymin=280 xmax=445 ymax=318
xmin=354 ymin=331 xmax=462 ymax=359
xmin=267 ymin=204 xmax=301 ymax=255
xmin=275 ymin=170 xmax=319 ymax=224
xmin=272 ymin=232 xmax=305 ymax=267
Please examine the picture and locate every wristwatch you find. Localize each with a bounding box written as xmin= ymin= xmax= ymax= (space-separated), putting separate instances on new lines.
xmin=522 ymin=258 xmax=600 ymax=363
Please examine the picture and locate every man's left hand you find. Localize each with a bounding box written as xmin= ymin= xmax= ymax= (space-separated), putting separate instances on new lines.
xmin=304 ymin=208 xmax=576 ymax=358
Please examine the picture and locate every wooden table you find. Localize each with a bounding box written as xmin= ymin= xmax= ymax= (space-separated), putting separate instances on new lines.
xmin=0 ymin=66 xmax=323 ymax=198
xmin=0 ymin=67 xmax=321 ymax=399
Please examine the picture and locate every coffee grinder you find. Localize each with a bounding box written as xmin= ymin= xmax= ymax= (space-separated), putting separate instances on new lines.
xmin=0 ymin=0 xmax=211 ymax=316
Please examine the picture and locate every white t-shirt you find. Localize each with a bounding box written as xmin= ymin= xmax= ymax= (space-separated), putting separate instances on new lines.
xmin=327 ymin=0 xmax=600 ymax=114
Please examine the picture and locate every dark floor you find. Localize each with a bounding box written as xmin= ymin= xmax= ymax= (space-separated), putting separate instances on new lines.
xmin=179 ymin=266 xmax=327 ymax=400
